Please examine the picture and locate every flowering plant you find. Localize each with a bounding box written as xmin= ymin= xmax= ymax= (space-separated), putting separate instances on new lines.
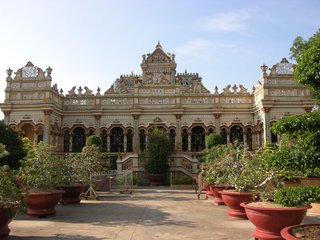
xmin=202 ymin=141 xmax=270 ymax=192
xmin=0 ymin=143 xmax=26 ymax=210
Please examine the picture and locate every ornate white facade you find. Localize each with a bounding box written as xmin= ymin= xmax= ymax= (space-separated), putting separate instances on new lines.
xmin=0 ymin=43 xmax=315 ymax=175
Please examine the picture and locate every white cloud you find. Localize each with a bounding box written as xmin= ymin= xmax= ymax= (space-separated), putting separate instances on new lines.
xmin=174 ymin=39 xmax=238 ymax=61
xmin=197 ymin=10 xmax=252 ymax=33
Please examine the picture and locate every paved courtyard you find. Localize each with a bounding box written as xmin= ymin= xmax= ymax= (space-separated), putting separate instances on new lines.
xmin=7 ymin=188 xmax=320 ymax=240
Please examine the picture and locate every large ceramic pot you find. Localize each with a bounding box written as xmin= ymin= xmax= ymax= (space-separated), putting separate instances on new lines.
xmin=210 ymin=185 xmax=235 ymax=205
xmin=57 ymin=185 xmax=84 ymax=204
xmin=241 ymin=202 xmax=311 ymax=240
xmin=26 ymin=190 xmax=64 ymax=217
xmin=281 ymin=223 xmax=320 ymax=240
xmin=220 ymin=191 xmax=257 ymax=219
xmin=0 ymin=205 xmax=18 ymax=237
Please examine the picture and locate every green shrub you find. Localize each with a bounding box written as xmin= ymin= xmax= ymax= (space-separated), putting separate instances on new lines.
xmin=86 ymin=135 xmax=102 ymax=147
xmin=206 ymin=133 xmax=223 ymax=149
xmin=274 ymin=186 xmax=320 ymax=207
xmin=172 ymin=176 xmax=195 ymax=185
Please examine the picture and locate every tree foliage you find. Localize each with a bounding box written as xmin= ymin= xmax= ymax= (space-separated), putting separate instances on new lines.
xmin=206 ymin=133 xmax=223 ymax=149
xmin=145 ymin=128 xmax=174 ymax=174
xmin=0 ymin=121 xmax=25 ymax=169
xmin=290 ymin=30 xmax=320 ymax=103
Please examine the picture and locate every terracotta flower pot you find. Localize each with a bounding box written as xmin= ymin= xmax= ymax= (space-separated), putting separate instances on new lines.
xmin=209 ymin=185 xmax=235 ymax=205
xmin=281 ymin=223 xmax=320 ymax=240
xmin=0 ymin=205 xmax=18 ymax=237
xmin=241 ymin=202 xmax=311 ymax=240
xmin=26 ymin=190 xmax=64 ymax=217
xmin=220 ymin=191 xmax=258 ymax=219
xmin=57 ymin=185 xmax=84 ymax=204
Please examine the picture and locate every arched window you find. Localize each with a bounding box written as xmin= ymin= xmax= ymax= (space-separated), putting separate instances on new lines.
xmin=63 ymin=130 xmax=70 ymax=152
xmin=127 ymin=129 xmax=133 ymax=152
xmin=230 ymin=125 xmax=244 ymax=143
xmin=72 ymin=127 xmax=86 ymax=152
xmin=169 ymin=129 xmax=175 ymax=148
xmin=88 ymin=129 xmax=95 ymax=136
xmin=21 ymin=123 xmax=35 ymax=143
xmin=110 ymin=127 xmax=124 ymax=152
xmin=100 ymin=129 xmax=107 ymax=152
xmin=221 ymin=128 xmax=227 ymax=144
xmin=208 ymin=128 xmax=214 ymax=135
xmin=140 ymin=129 xmax=146 ymax=152
xmin=271 ymin=122 xmax=278 ymax=144
xmin=246 ymin=128 xmax=253 ymax=150
xmin=182 ymin=129 xmax=188 ymax=152
xmin=191 ymin=126 xmax=205 ymax=152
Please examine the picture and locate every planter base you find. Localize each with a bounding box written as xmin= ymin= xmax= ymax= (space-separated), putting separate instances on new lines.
xmin=26 ymin=190 xmax=63 ymax=217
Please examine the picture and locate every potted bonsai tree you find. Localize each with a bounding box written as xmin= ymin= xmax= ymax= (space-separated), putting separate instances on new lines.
xmin=240 ymin=111 xmax=320 ymax=239
xmin=0 ymin=144 xmax=26 ymax=237
xmin=144 ymin=128 xmax=174 ymax=186
xmin=219 ymin=144 xmax=270 ymax=219
xmin=202 ymin=143 xmax=236 ymax=205
xmin=56 ymin=153 xmax=85 ymax=204
xmin=19 ymin=138 xmax=64 ymax=217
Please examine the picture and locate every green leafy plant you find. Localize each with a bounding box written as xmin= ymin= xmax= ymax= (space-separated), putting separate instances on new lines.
xmin=19 ymin=138 xmax=61 ymax=191
xmin=206 ymin=133 xmax=223 ymax=149
xmin=144 ymin=128 xmax=174 ymax=175
xmin=274 ymin=186 xmax=320 ymax=207
xmin=202 ymin=142 xmax=276 ymax=194
xmin=172 ymin=176 xmax=195 ymax=185
xmin=0 ymin=121 xmax=25 ymax=169
xmin=0 ymin=165 xmax=26 ymax=210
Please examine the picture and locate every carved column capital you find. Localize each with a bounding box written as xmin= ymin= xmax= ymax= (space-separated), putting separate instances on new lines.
xmin=3 ymin=110 xmax=11 ymax=116
xmin=261 ymin=107 xmax=271 ymax=113
xmin=214 ymin=113 xmax=221 ymax=119
xmin=43 ymin=109 xmax=53 ymax=115
xmin=175 ymin=114 xmax=181 ymax=119
xmin=94 ymin=115 xmax=102 ymax=120
xmin=132 ymin=114 xmax=140 ymax=120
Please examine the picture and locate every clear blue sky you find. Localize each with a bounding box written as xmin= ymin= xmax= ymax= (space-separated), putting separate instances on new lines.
xmin=0 ymin=0 xmax=319 ymax=120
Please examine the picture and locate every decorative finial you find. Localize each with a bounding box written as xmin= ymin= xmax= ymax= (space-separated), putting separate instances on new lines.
xmin=260 ymin=64 xmax=268 ymax=77
xmin=214 ymin=85 xmax=219 ymax=94
xmin=6 ymin=68 xmax=13 ymax=77
xmin=156 ymin=41 xmax=162 ymax=48
xmin=46 ymin=66 xmax=52 ymax=75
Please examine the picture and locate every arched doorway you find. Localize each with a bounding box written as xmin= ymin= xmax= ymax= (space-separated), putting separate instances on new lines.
xmin=64 ymin=130 xmax=70 ymax=152
xmin=230 ymin=125 xmax=244 ymax=143
xmin=127 ymin=129 xmax=133 ymax=152
xmin=191 ymin=126 xmax=205 ymax=152
xmin=72 ymin=127 xmax=86 ymax=152
xmin=221 ymin=128 xmax=227 ymax=144
xmin=100 ymin=129 xmax=107 ymax=151
xmin=139 ymin=129 xmax=146 ymax=152
xmin=182 ymin=129 xmax=188 ymax=152
xmin=110 ymin=127 xmax=124 ymax=152
xmin=20 ymin=123 xmax=35 ymax=143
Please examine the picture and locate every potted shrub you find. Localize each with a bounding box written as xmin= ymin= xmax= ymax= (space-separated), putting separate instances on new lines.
xmin=202 ymin=143 xmax=236 ymax=205
xmin=219 ymin=145 xmax=269 ymax=219
xmin=55 ymin=153 xmax=84 ymax=204
xmin=144 ymin=128 xmax=174 ymax=186
xmin=241 ymin=185 xmax=320 ymax=240
xmin=19 ymin=138 xmax=64 ymax=217
xmin=0 ymin=144 xmax=26 ymax=237
xmin=240 ymin=111 xmax=320 ymax=239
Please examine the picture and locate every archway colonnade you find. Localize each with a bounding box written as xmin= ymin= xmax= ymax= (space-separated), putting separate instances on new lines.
xmin=12 ymin=121 xmax=268 ymax=153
